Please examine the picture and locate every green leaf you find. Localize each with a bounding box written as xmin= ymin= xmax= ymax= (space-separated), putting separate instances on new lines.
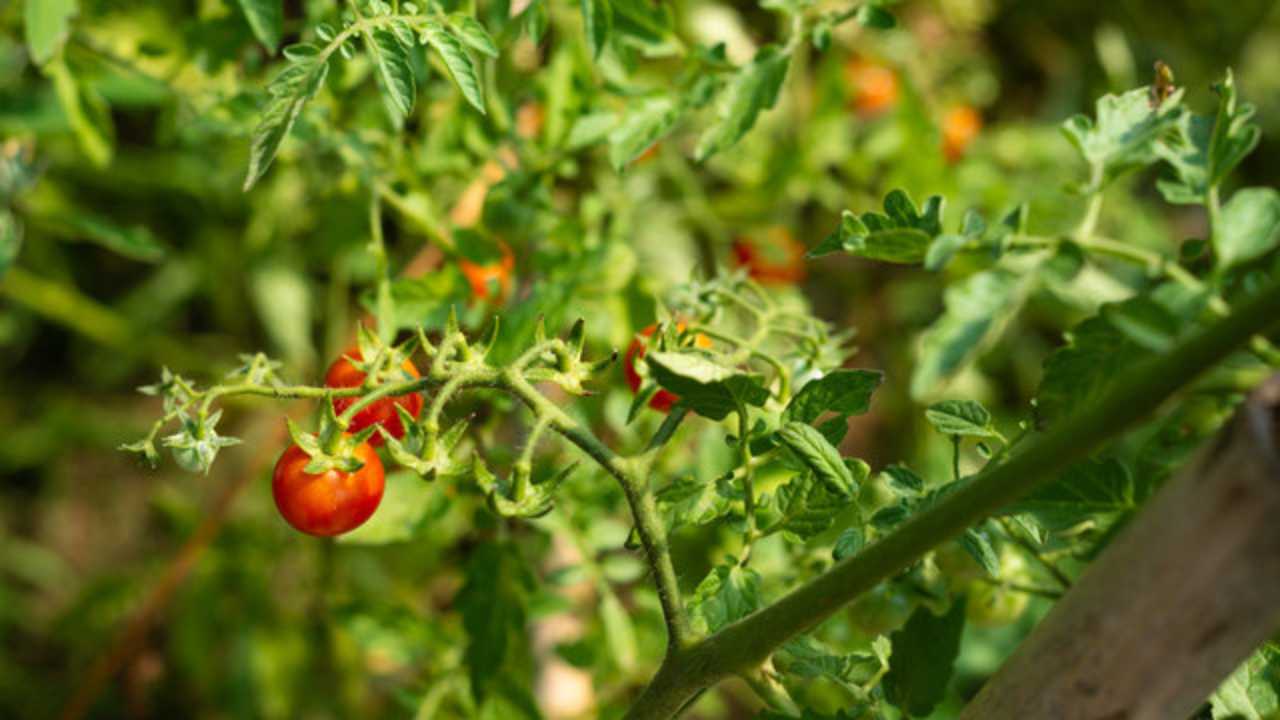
xmin=784 ymin=369 xmax=883 ymax=424
xmin=656 ymin=475 xmax=733 ymax=530
xmin=447 ymin=14 xmax=498 ymax=57
xmin=0 ymin=211 xmax=23 ymax=278
xmin=458 ymin=543 xmax=534 ymax=701
xmin=695 ymin=45 xmax=790 ymax=161
xmin=777 ymin=422 xmax=859 ymax=498
xmin=1157 ymin=69 xmax=1260 ymax=205
xmin=1215 ymin=187 xmax=1280 ymax=271
xmin=46 ymin=56 xmax=114 ymax=168
xmin=63 ymin=212 xmax=165 ymax=262
xmin=959 ymin=527 xmax=999 ymax=576
xmin=1035 ymin=284 xmax=1202 ymax=426
xmin=772 ymin=472 xmax=856 ymax=542
xmin=832 ymin=527 xmax=864 ymax=560
xmin=339 ymin=471 xmax=438 ymax=545
xmin=1062 ymin=86 xmax=1183 ymax=189
xmin=1212 ymin=649 xmax=1280 ymax=720
xmin=911 ymin=268 xmax=1023 ymax=399
xmin=237 ymin=0 xmax=283 ymax=51
xmin=645 ymin=351 xmax=770 ymax=420
xmin=609 ymin=0 xmax=673 ymax=47
xmin=249 ymin=265 xmax=315 ymax=368
xmin=1005 ymin=457 xmax=1134 ymax=532
xmin=243 ymin=48 xmax=330 ymax=190
xmin=580 ymin=0 xmax=612 ymax=58
xmin=775 ymin=635 xmax=887 ymax=689
xmin=854 ymin=5 xmax=896 ymax=29
xmin=812 ymin=190 xmax=944 ymax=263
xmin=609 ymin=97 xmax=681 ymax=171
xmin=1101 ymin=294 xmax=1181 ymax=352
xmin=24 ymin=0 xmax=77 ymax=66
xmin=880 ymin=464 xmax=924 ymax=495
xmin=688 ymin=563 xmax=762 ymax=634
xmin=883 ymin=598 xmax=967 ymax=717
xmin=365 ymin=24 xmax=416 ymax=117
xmin=422 ymin=24 xmax=486 ymax=113
xmin=925 ymin=399 xmax=1000 ymax=439
xmin=598 ymin=587 xmax=638 ymax=671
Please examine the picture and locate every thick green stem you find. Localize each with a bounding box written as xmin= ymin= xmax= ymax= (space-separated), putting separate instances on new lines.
xmin=623 ymin=276 xmax=1280 ymax=719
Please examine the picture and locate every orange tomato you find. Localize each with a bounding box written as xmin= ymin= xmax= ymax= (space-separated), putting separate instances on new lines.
xmin=845 ymin=58 xmax=899 ymax=117
xmin=459 ymin=241 xmax=516 ymax=303
xmin=325 ymin=348 xmax=424 ymax=446
xmin=731 ymin=227 xmax=807 ymax=285
xmin=272 ymin=441 xmax=385 ymax=536
xmin=515 ymin=101 xmax=545 ymax=140
xmin=942 ymin=105 xmax=982 ymax=163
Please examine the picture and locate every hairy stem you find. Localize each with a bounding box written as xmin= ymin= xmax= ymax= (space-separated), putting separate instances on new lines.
xmin=503 ymin=372 xmax=692 ymax=652
xmin=623 ymin=276 xmax=1280 ymax=719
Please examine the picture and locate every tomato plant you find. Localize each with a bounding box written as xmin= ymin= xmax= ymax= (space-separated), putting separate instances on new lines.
xmin=3 ymin=1 xmax=1280 ymax=719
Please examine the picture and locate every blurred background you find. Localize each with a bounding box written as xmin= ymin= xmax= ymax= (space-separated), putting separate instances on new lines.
xmin=2 ymin=0 xmax=1279 ymax=717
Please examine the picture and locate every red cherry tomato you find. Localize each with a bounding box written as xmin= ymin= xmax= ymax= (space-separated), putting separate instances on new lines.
xmin=844 ymin=58 xmax=899 ymax=117
xmin=623 ymin=323 xmax=711 ymax=413
xmin=731 ymin=227 xmax=807 ymax=285
xmin=942 ymin=105 xmax=982 ymax=163
xmin=459 ymin=242 xmax=515 ymax=303
xmin=272 ymin=441 xmax=385 ymax=536
xmin=324 ymin=348 xmax=424 ymax=446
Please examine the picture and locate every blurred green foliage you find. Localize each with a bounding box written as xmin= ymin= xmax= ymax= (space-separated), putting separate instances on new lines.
xmin=2 ymin=0 xmax=1279 ymax=718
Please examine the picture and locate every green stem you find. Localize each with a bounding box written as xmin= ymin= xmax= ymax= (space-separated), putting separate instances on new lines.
xmin=1075 ymin=165 xmax=1105 ymax=239
xmin=737 ymin=405 xmax=758 ymax=565
xmin=622 ymin=276 xmax=1280 ymax=720
xmin=368 ymin=191 xmax=394 ymax=344
xmin=503 ymin=371 xmax=692 ymax=653
xmin=1012 ymin=233 xmax=1280 ymax=365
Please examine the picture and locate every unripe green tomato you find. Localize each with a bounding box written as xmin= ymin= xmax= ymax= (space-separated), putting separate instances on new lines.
xmin=934 ymin=540 xmax=986 ymax=587
xmin=997 ymin=544 xmax=1029 ymax=580
xmin=792 ymin=676 xmax=847 ymax=715
xmin=1176 ymin=396 xmax=1233 ymax=438
xmin=847 ymin=585 xmax=913 ymax=637
xmin=857 ymin=473 xmax=898 ymax=514
xmin=965 ymin=579 xmax=1030 ymax=628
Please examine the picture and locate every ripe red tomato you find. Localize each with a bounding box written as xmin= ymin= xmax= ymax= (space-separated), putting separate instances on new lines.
xmin=459 ymin=242 xmax=515 ymax=303
xmin=324 ymin=348 xmax=424 ymax=446
xmin=623 ymin=323 xmax=712 ymax=413
xmin=844 ymin=58 xmax=899 ymax=117
xmin=272 ymin=441 xmax=385 ymax=536
xmin=942 ymin=105 xmax=982 ymax=163
xmin=731 ymin=227 xmax=807 ymax=285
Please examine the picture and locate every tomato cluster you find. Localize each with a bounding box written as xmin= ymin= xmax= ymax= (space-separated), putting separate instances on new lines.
xmin=272 ymin=347 xmax=426 ymax=537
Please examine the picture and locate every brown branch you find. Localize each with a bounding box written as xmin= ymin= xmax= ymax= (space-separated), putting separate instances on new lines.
xmin=960 ymin=375 xmax=1280 ymax=720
